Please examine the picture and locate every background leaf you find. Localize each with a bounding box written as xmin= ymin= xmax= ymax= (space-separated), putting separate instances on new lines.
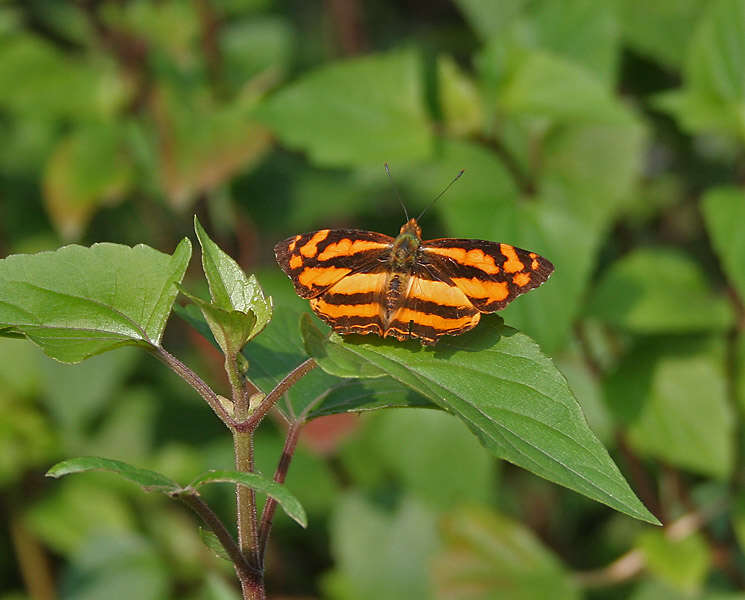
xmin=587 ymin=248 xmax=733 ymax=333
xmin=605 ymin=338 xmax=735 ymax=479
xmin=256 ymin=50 xmax=433 ymax=167
xmin=701 ymin=187 xmax=745 ymax=300
xmin=322 ymin=494 xmax=438 ymax=600
xmin=636 ymin=529 xmax=711 ymax=593
xmin=433 ymin=506 xmax=580 ymax=600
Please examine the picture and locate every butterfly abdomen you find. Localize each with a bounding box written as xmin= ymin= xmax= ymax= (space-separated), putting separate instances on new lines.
xmin=382 ymin=272 xmax=409 ymax=324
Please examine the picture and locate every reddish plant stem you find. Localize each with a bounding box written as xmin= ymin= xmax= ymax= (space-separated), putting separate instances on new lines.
xmin=325 ymin=0 xmax=368 ymax=55
xmin=155 ymin=346 xmax=237 ymax=429
xmin=235 ymin=358 xmax=317 ymax=432
xmin=258 ymin=420 xmax=303 ymax=564
xmin=194 ymin=0 xmax=223 ymax=92
xmin=177 ymin=491 xmax=256 ymax=583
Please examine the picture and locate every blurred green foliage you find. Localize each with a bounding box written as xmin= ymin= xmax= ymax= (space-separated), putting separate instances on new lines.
xmin=2 ymin=0 xmax=745 ymax=598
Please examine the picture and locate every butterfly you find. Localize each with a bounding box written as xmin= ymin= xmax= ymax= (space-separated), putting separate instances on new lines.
xmin=274 ymin=217 xmax=554 ymax=345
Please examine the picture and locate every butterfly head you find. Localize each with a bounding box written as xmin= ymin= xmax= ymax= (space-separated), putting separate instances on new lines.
xmin=399 ymin=218 xmax=422 ymax=239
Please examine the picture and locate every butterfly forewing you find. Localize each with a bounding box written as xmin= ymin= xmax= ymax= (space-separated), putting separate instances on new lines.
xmin=274 ymin=229 xmax=393 ymax=298
xmin=420 ymin=238 xmax=554 ymax=312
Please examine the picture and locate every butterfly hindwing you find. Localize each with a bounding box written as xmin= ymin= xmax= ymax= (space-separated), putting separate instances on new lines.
xmin=385 ymin=271 xmax=481 ymax=344
xmin=309 ymin=265 xmax=389 ymax=337
xmin=420 ymin=238 xmax=554 ymax=313
xmin=274 ymin=229 xmax=393 ymax=299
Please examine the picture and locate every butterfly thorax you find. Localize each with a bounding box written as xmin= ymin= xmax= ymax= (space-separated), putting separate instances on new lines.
xmin=381 ymin=219 xmax=423 ymax=324
xmin=389 ymin=218 xmax=422 ymax=271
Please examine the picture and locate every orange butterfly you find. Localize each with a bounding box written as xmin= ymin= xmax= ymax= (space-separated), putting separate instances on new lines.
xmin=275 ymin=217 xmax=553 ymax=345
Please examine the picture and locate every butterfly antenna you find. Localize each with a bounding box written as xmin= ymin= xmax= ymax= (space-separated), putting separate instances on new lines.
xmin=416 ymin=169 xmax=465 ymax=221
xmin=385 ymin=162 xmax=409 ymax=221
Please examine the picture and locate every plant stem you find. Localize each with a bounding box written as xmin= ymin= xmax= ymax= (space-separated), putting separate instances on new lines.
xmin=9 ymin=508 xmax=57 ymax=600
xmin=258 ymin=420 xmax=303 ymax=563
xmin=574 ymin=503 xmax=727 ymax=588
xmin=177 ymin=491 xmax=255 ymax=583
xmin=155 ymin=346 xmax=236 ymax=429
xmin=228 ymin=353 xmax=263 ymax=598
xmin=235 ymin=358 xmax=317 ymax=432
xmin=159 ymin=349 xmax=318 ymax=599
xmin=233 ymin=429 xmax=261 ymax=561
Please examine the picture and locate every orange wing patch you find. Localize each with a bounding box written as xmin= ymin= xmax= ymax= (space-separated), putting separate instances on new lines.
xmin=499 ymin=243 xmax=524 ymax=273
xmin=450 ymin=277 xmax=509 ymax=302
xmin=274 ymin=229 xmax=393 ymax=299
xmin=318 ymin=238 xmax=390 ymax=261
xmin=298 ymin=229 xmax=330 ymax=257
xmin=309 ymin=270 xmax=389 ymax=337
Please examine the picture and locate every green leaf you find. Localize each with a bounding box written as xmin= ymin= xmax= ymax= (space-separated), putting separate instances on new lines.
xmin=654 ymin=89 xmax=745 ymax=138
xmin=500 ymin=51 xmax=630 ymax=124
xmin=687 ymin=0 xmax=745 ymax=103
xmin=617 ymin=0 xmax=707 ymax=70
xmin=241 ymin=304 xmax=340 ymax=416
xmin=0 ymin=35 xmax=126 ymax=119
xmin=194 ymin=216 xmax=272 ymax=333
xmin=0 ymin=239 xmax=191 ymax=362
xmin=453 ymin=0 xmax=527 ymax=39
xmin=154 ymin=85 xmax=273 ymax=207
xmin=369 ymin=410 xmax=497 ymax=510
xmin=701 ymin=187 xmax=745 ymax=301
xmin=587 ymin=248 xmax=734 ymax=333
xmin=636 ymin=529 xmax=711 ymax=593
xmin=179 ymin=287 xmax=257 ymax=358
xmin=198 ymin=527 xmax=232 ymax=562
xmin=43 ymin=123 xmax=134 ymax=240
xmin=322 ymin=494 xmax=439 ymax=600
xmin=189 ymin=469 xmax=306 ymax=527
xmin=46 ymin=456 xmax=180 ymax=493
xmin=655 ymin=0 xmax=745 ymax=139
xmin=605 ymin=338 xmax=735 ymax=479
xmin=437 ymin=55 xmax=484 ymax=136
xmin=433 ymin=506 xmax=580 ymax=600
xmin=255 ymin=49 xmax=433 ymax=167
xmin=39 ymin=346 xmax=140 ymax=438
xmin=220 ymin=16 xmax=293 ymax=89
xmin=308 ymin=377 xmax=435 ymax=419
xmin=316 ymin=315 xmax=658 ymax=524
xmin=531 ymin=0 xmax=620 ymax=87
xmin=60 ymin=534 xmax=169 ymax=600
xmin=556 ymin=344 xmax=614 ymax=445
xmin=25 ymin=478 xmax=135 ymax=554
xmin=301 ymin=313 xmax=386 ymax=379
